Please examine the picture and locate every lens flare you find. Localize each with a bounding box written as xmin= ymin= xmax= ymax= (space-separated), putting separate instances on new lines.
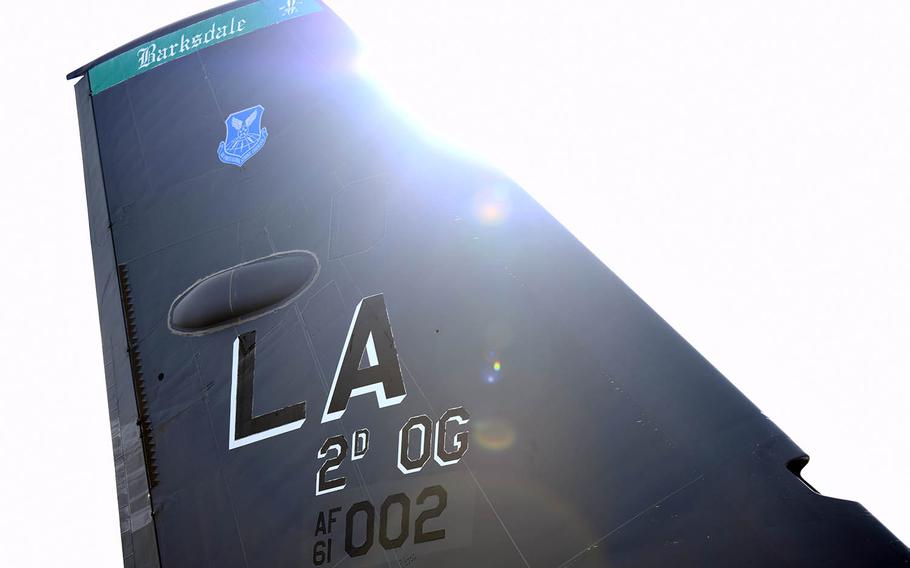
xmin=474 ymin=419 xmax=516 ymax=451
xmin=472 ymin=186 xmax=511 ymax=226
xmin=483 ymin=353 xmax=503 ymax=385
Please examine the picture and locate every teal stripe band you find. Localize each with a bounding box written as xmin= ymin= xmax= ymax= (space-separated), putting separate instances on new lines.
xmin=88 ymin=0 xmax=322 ymax=94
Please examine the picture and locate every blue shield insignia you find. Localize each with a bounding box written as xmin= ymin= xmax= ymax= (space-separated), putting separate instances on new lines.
xmin=217 ymin=105 xmax=269 ymax=166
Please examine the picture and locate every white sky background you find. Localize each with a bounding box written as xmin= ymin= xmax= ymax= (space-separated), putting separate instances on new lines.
xmin=0 ymin=0 xmax=907 ymax=564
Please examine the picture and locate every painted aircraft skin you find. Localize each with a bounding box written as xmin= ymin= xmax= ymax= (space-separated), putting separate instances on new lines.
xmin=70 ymin=1 xmax=909 ymax=566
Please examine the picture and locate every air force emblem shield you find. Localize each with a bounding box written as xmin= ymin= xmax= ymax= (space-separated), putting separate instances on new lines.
xmin=218 ymin=105 xmax=268 ymax=166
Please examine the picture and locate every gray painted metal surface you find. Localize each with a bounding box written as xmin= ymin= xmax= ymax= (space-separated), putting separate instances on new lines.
xmin=72 ymin=2 xmax=909 ymax=567
xmin=75 ymin=76 xmax=161 ymax=568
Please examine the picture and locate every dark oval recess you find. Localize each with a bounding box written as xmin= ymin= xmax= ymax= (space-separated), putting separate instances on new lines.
xmin=168 ymin=250 xmax=319 ymax=336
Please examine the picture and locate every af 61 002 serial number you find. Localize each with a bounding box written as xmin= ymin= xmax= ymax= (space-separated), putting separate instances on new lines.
xmin=312 ymin=484 xmax=447 ymax=565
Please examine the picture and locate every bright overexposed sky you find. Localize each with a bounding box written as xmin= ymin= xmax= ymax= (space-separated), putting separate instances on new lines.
xmin=0 ymin=1 xmax=907 ymax=565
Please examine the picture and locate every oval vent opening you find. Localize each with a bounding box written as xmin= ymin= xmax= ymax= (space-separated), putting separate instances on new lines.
xmin=168 ymin=250 xmax=319 ymax=336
